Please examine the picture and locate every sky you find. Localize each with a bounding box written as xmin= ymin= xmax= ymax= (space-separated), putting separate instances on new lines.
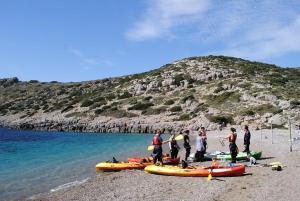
xmin=0 ymin=0 xmax=300 ymax=82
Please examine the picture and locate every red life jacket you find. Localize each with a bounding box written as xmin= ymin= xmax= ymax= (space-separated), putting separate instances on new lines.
xmin=153 ymin=134 xmax=162 ymax=145
xmin=229 ymin=133 xmax=237 ymax=143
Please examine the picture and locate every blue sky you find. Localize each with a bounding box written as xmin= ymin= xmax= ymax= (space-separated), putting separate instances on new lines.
xmin=0 ymin=0 xmax=300 ymax=82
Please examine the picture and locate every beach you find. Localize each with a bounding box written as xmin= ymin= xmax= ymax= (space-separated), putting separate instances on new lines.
xmin=29 ymin=128 xmax=300 ymax=201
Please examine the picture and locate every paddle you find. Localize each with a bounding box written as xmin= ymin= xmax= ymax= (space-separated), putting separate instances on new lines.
xmin=147 ymin=134 xmax=184 ymax=151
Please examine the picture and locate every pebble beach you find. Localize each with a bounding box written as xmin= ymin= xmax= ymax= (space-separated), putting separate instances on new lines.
xmin=31 ymin=128 xmax=300 ymax=201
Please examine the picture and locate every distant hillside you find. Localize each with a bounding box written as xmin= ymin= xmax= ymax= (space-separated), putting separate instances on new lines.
xmin=0 ymin=55 xmax=299 ymax=133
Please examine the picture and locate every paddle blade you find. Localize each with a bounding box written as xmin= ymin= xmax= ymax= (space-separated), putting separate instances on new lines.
xmin=175 ymin=134 xmax=184 ymax=141
xmin=207 ymin=173 xmax=212 ymax=181
xmin=147 ymin=145 xmax=154 ymax=151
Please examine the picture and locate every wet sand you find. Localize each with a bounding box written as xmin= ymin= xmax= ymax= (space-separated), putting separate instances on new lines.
xmin=31 ymin=128 xmax=300 ymax=201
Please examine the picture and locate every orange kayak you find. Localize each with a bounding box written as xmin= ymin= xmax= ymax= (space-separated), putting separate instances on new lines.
xmin=128 ymin=156 xmax=180 ymax=165
xmin=144 ymin=164 xmax=245 ymax=177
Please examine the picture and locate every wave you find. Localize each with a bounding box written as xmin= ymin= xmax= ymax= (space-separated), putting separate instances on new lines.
xmin=50 ymin=178 xmax=89 ymax=192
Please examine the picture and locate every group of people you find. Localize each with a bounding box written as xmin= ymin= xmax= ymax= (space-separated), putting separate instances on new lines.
xmin=151 ymin=125 xmax=251 ymax=165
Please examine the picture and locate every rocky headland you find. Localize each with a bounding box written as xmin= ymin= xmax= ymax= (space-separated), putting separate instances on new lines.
xmin=1 ymin=55 xmax=299 ymax=133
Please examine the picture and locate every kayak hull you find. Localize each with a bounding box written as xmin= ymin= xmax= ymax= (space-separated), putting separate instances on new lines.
xmin=144 ymin=164 xmax=245 ymax=177
xmin=205 ymin=151 xmax=262 ymax=161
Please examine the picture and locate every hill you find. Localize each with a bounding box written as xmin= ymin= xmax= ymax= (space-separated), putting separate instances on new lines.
xmin=0 ymin=55 xmax=299 ymax=133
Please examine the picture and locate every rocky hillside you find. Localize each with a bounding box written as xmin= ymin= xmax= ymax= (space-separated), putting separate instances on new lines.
xmin=0 ymin=55 xmax=299 ymax=133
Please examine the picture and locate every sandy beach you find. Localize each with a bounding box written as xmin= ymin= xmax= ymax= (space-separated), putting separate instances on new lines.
xmin=30 ymin=128 xmax=300 ymax=201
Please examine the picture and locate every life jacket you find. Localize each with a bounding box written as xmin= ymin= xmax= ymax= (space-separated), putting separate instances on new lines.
xmin=153 ymin=134 xmax=162 ymax=145
xmin=229 ymin=133 xmax=237 ymax=143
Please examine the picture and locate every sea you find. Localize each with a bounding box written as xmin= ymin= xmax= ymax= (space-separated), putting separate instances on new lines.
xmin=0 ymin=128 xmax=155 ymax=200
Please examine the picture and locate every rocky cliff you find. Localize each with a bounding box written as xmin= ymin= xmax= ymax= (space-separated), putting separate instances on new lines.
xmin=0 ymin=55 xmax=299 ymax=133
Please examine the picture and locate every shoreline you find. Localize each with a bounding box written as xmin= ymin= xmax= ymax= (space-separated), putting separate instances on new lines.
xmin=30 ymin=128 xmax=300 ymax=201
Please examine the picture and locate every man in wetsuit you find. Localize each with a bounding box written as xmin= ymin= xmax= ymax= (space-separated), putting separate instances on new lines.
xmin=183 ymin=130 xmax=191 ymax=161
xmin=243 ymin=125 xmax=251 ymax=155
xmin=152 ymin=129 xmax=169 ymax=165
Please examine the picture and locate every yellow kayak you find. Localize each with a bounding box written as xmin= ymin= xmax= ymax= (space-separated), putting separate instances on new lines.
xmin=95 ymin=161 xmax=152 ymax=171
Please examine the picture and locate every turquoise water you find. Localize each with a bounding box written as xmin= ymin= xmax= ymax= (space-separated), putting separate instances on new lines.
xmin=0 ymin=128 xmax=154 ymax=200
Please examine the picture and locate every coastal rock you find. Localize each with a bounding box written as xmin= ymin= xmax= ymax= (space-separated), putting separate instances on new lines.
xmin=268 ymin=114 xmax=287 ymax=125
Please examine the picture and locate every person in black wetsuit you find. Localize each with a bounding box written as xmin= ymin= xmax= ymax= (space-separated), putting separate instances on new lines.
xmin=199 ymin=127 xmax=207 ymax=153
xmin=152 ymin=129 xmax=169 ymax=165
xmin=169 ymin=134 xmax=180 ymax=159
xmin=243 ymin=125 xmax=251 ymax=154
xmin=183 ymin=130 xmax=191 ymax=161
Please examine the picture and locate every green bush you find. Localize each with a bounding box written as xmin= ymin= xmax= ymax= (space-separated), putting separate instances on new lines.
xmin=291 ymin=100 xmax=300 ymax=108
xmin=214 ymin=86 xmax=224 ymax=93
xmin=240 ymin=110 xmax=255 ymax=116
xmin=208 ymin=115 xmax=234 ymax=125
xmin=118 ymin=91 xmax=132 ymax=99
xmin=253 ymin=104 xmax=282 ymax=115
xmin=105 ymin=93 xmax=116 ymax=101
xmin=164 ymin=99 xmax=175 ymax=105
xmin=61 ymin=105 xmax=74 ymax=113
xmin=205 ymin=92 xmax=241 ymax=106
xmin=143 ymin=96 xmax=153 ymax=101
xmin=128 ymin=102 xmax=154 ymax=110
xmin=170 ymin=106 xmax=182 ymax=112
xmin=142 ymin=106 xmax=167 ymax=115
xmin=173 ymin=74 xmax=185 ymax=86
xmin=181 ymin=95 xmax=195 ymax=103
xmin=179 ymin=113 xmax=190 ymax=121
xmin=81 ymin=99 xmax=94 ymax=107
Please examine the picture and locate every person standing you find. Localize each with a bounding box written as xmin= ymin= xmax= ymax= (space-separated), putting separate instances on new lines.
xmin=199 ymin=127 xmax=207 ymax=153
xmin=223 ymin=128 xmax=238 ymax=163
xmin=195 ymin=132 xmax=206 ymax=162
xmin=152 ymin=129 xmax=169 ymax=165
xmin=243 ymin=125 xmax=251 ymax=154
xmin=169 ymin=134 xmax=180 ymax=159
xmin=183 ymin=130 xmax=191 ymax=161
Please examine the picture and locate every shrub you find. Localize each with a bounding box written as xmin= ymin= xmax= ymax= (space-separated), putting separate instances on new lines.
xmin=214 ymin=86 xmax=224 ymax=93
xmin=291 ymin=100 xmax=300 ymax=108
xmin=164 ymin=99 xmax=175 ymax=105
xmin=143 ymin=96 xmax=153 ymax=101
xmin=208 ymin=115 xmax=234 ymax=125
xmin=170 ymin=106 xmax=182 ymax=112
xmin=118 ymin=91 xmax=132 ymax=99
xmin=181 ymin=95 xmax=195 ymax=103
xmin=179 ymin=113 xmax=190 ymax=121
xmin=253 ymin=104 xmax=282 ymax=115
xmin=173 ymin=74 xmax=185 ymax=86
xmin=240 ymin=110 xmax=255 ymax=116
xmin=142 ymin=106 xmax=167 ymax=115
xmin=105 ymin=93 xmax=116 ymax=101
xmin=205 ymin=92 xmax=241 ymax=106
xmin=81 ymin=99 xmax=93 ymax=107
xmin=61 ymin=105 xmax=74 ymax=113
xmin=128 ymin=102 xmax=154 ymax=110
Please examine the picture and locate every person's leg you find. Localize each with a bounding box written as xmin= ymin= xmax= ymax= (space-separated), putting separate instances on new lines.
xmin=185 ymin=147 xmax=191 ymax=161
xmin=199 ymin=151 xmax=204 ymax=162
xmin=195 ymin=151 xmax=200 ymax=162
xmin=158 ymin=147 xmax=163 ymax=164
xmin=174 ymin=149 xmax=178 ymax=158
xmin=170 ymin=149 xmax=175 ymax=159
xmin=246 ymin=144 xmax=250 ymax=154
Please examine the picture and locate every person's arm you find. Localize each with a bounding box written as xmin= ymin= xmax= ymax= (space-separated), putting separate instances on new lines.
xmin=168 ymin=141 xmax=172 ymax=150
xmin=222 ymin=134 xmax=230 ymax=141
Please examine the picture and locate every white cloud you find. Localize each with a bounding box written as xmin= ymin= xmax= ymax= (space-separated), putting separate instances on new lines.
xmin=126 ymin=0 xmax=211 ymax=41
xmin=70 ymin=48 xmax=114 ymax=70
xmin=127 ymin=0 xmax=300 ymax=59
